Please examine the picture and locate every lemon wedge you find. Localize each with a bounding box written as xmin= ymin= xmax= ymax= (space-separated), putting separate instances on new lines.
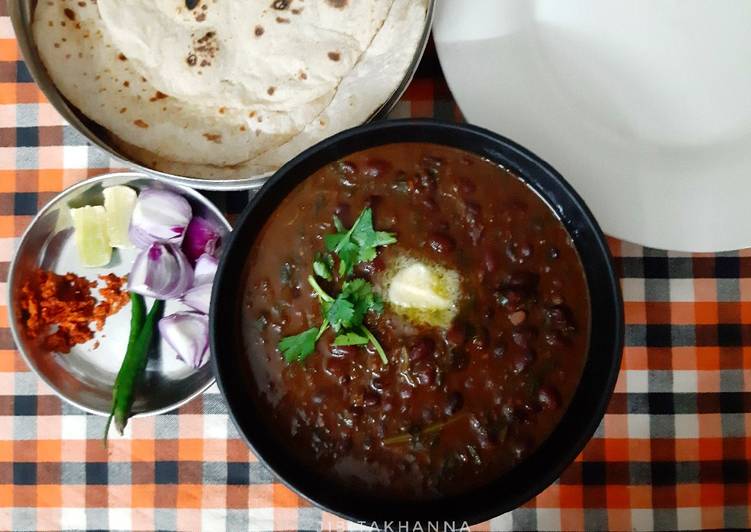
xmin=70 ymin=205 xmax=112 ymax=267
xmin=103 ymin=185 xmax=137 ymax=248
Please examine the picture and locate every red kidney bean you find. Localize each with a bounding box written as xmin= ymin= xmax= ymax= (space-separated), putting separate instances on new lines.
xmin=537 ymin=385 xmax=562 ymax=410
xmin=465 ymin=201 xmax=482 ymax=220
xmin=337 ymin=160 xmax=357 ymax=175
xmin=334 ymin=202 xmax=351 ymax=220
xmin=505 ymin=271 xmax=540 ymax=291
xmin=418 ymin=171 xmax=439 ymax=192
xmin=483 ymin=249 xmax=498 ymax=273
xmin=445 ymin=391 xmax=464 ymax=415
xmin=409 ymin=337 xmax=436 ymax=362
xmin=324 ymin=358 xmax=350 ymax=385
xmin=466 ymin=332 xmax=489 ymax=358
xmin=493 ymin=342 xmax=506 ymax=359
xmin=511 ymin=350 xmax=535 ymax=375
xmin=458 ymin=178 xmax=476 ymax=195
xmin=399 ymin=386 xmax=414 ymax=400
xmin=428 ymin=232 xmax=456 ymax=254
xmin=495 ymin=288 xmax=524 ymax=310
xmin=512 ymin=439 xmax=532 ymax=460
xmin=330 ymin=345 xmax=358 ymax=359
xmin=363 ymin=158 xmax=392 ymax=177
xmin=421 ymin=406 xmax=439 ymax=424
xmin=421 ymin=155 xmax=444 ymax=170
xmin=513 ymin=402 xmax=536 ymax=424
xmin=446 ymin=322 xmax=467 ymax=346
xmin=501 ymin=403 xmax=515 ymax=421
xmin=544 ymin=330 xmax=569 ymax=347
xmin=469 ymin=416 xmax=493 ymax=450
xmin=355 ymin=256 xmax=385 ymax=278
xmin=413 ymin=361 xmax=436 ymax=386
xmin=545 ymin=305 xmax=575 ymax=332
xmin=512 ymin=326 xmax=537 ymax=348
xmin=421 ymin=197 xmax=438 ymax=211
xmin=336 ymin=437 xmax=353 ymax=455
xmin=450 ymin=349 xmax=469 ymax=371
xmin=365 ymin=194 xmax=383 ymax=210
xmin=506 ymin=240 xmax=534 ymax=263
xmin=363 ymin=390 xmax=381 ymax=408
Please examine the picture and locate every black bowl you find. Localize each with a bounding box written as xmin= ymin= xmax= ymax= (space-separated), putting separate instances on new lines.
xmin=211 ymin=119 xmax=624 ymax=526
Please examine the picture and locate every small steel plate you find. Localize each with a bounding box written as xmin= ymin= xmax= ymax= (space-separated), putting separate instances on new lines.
xmin=7 ymin=173 xmax=230 ymax=418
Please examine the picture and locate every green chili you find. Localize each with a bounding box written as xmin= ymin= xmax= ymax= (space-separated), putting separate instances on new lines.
xmin=103 ymin=295 xmax=163 ymax=445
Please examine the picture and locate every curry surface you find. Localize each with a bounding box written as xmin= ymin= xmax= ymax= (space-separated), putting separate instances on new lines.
xmin=241 ymin=143 xmax=589 ymax=499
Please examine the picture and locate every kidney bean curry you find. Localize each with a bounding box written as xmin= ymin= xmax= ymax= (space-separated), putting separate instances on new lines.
xmin=241 ymin=143 xmax=589 ymax=500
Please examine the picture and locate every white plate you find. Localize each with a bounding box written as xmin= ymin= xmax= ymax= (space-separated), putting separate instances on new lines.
xmin=434 ymin=0 xmax=751 ymax=252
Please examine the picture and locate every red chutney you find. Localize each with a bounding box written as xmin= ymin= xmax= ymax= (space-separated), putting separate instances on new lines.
xmin=241 ymin=143 xmax=590 ymax=500
xmin=19 ymin=270 xmax=129 ymax=353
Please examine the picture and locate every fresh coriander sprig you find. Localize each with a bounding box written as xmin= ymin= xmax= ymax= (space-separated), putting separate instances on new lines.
xmin=278 ymin=320 xmax=329 ymax=363
xmin=278 ymin=207 xmax=395 ymax=365
xmin=278 ymin=275 xmax=388 ymax=364
xmin=324 ymin=208 xmax=396 ymax=276
xmin=313 ymin=252 xmax=333 ymax=281
xmin=359 ymin=325 xmax=388 ymax=365
xmin=307 ymin=274 xmax=333 ymax=302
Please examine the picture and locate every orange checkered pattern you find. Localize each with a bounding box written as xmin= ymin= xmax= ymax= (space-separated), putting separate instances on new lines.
xmin=1 ymin=10 xmax=749 ymax=531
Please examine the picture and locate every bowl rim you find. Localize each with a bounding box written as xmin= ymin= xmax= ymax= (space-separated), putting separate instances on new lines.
xmin=8 ymin=0 xmax=436 ymax=191
xmin=7 ymin=171 xmax=230 ymax=417
xmin=211 ymin=118 xmax=624 ymax=525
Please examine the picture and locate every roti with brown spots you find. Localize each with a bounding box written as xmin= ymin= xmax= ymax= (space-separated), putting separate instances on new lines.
xmin=33 ymin=0 xmax=428 ymax=178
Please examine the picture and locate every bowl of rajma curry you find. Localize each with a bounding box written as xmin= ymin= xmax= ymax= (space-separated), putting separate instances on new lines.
xmin=211 ymin=119 xmax=624 ymax=525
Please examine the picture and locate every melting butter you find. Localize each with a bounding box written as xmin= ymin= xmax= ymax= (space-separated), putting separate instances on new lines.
xmin=384 ymin=258 xmax=460 ymax=328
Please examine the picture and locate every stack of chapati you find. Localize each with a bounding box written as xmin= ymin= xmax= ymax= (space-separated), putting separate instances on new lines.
xmin=33 ymin=0 xmax=427 ymax=179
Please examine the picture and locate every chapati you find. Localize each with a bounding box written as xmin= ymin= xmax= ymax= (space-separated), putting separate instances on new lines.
xmin=32 ymin=0 xmax=427 ymax=178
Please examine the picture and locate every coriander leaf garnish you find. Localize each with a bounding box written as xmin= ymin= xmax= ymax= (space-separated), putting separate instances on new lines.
xmin=360 ymin=325 xmax=388 ymax=365
xmin=326 ymin=279 xmax=382 ymax=333
xmin=344 ymin=278 xmax=383 ymax=322
xmin=313 ymin=252 xmax=333 ymax=281
xmin=279 ymin=207 xmax=396 ymax=365
xmin=307 ymin=274 xmax=333 ymax=302
xmin=326 ymin=297 xmax=355 ymax=332
xmin=333 ymin=215 xmax=346 ymax=233
xmin=333 ymin=331 xmax=369 ymax=346
xmin=278 ymin=327 xmax=319 ymax=363
xmin=325 ymin=208 xmax=396 ymax=276
xmin=351 ymin=208 xmax=397 ymax=263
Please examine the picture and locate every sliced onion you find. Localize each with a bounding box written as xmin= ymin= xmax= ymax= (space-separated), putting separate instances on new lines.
xmin=181 ymin=283 xmax=212 ymax=314
xmin=128 ymin=243 xmax=193 ymax=299
xmin=193 ymin=253 xmax=218 ymax=287
xmin=159 ymin=312 xmax=210 ymax=368
xmin=182 ymin=216 xmax=224 ymax=263
xmin=129 ymin=189 xmax=192 ymax=248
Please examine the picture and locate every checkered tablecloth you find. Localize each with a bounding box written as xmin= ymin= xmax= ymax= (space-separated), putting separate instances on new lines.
xmin=1 ymin=9 xmax=750 ymax=530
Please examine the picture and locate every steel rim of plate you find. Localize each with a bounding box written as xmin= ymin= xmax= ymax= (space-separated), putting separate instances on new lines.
xmin=7 ymin=172 xmax=229 ymax=417
xmin=9 ymin=0 xmax=436 ymax=191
